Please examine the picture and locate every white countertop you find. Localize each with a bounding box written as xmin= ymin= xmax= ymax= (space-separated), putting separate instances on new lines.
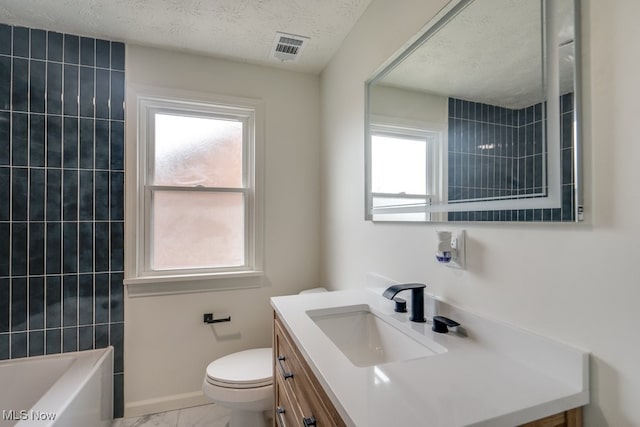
xmin=271 ymin=289 xmax=589 ymax=427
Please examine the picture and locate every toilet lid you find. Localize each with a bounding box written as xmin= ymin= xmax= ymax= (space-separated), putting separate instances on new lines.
xmin=206 ymin=348 xmax=273 ymax=389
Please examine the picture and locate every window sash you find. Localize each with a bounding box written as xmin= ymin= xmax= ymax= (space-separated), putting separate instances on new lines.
xmin=370 ymin=124 xmax=443 ymax=215
xmin=138 ymin=97 xmax=258 ymax=278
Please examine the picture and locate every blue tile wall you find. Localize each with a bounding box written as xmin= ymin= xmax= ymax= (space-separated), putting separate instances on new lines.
xmin=0 ymin=23 xmax=125 ymax=417
xmin=447 ymin=96 xmax=575 ymax=222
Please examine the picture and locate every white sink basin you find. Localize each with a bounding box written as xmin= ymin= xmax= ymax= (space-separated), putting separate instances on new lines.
xmin=307 ymin=305 xmax=444 ymax=367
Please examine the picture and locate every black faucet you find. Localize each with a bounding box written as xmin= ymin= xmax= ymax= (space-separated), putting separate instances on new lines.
xmin=383 ymin=283 xmax=426 ymax=323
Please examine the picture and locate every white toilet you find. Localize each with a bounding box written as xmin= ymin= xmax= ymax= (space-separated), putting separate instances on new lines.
xmin=203 ymin=347 xmax=273 ymax=427
xmin=202 ymin=288 xmax=327 ymax=427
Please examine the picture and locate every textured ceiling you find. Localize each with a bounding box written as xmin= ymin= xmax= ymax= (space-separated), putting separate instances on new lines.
xmin=0 ymin=0 xmax=372 ymax=73
xmin=379 ymin=0 xmax=575 ymax=109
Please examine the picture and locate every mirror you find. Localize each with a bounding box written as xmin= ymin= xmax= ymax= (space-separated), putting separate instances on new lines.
xmin=365 ymin=0 xmax=582 ymax=222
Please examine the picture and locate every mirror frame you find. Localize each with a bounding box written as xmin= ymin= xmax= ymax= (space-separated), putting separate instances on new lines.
xmin=364 ymin=0 xmax=583 ymax=222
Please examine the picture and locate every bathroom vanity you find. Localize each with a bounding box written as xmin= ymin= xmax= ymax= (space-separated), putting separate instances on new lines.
xmin=271 ymin=289 xmax=588 ymax=426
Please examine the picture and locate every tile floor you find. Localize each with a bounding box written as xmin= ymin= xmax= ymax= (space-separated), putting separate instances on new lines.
xmin=111 ymin=403 xmax=237 ymax=427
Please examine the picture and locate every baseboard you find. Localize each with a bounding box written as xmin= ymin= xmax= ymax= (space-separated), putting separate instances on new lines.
xmin=124 ymin=391 xmax=211 ymax=418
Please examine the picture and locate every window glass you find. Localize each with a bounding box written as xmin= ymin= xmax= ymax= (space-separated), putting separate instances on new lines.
xmin=372 ymin=134 xmax=427 ymax=195
xmin=151 ymin=191 xmax=245 ymax=270
xmin=153 ymin=114 xmax=243 ymax=187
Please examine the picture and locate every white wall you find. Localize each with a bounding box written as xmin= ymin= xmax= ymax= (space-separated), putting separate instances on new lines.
xmin=320 ymin=0 xmax=640 ymax=426
xmin=370 ymin=84 xmax=448 ymax=125
xmin=124 ymin=45 xmax=321 ymax=416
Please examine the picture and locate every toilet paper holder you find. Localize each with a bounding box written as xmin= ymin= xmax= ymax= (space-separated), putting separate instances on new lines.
xmin=203 ymin=313 xmax=231 ymax=324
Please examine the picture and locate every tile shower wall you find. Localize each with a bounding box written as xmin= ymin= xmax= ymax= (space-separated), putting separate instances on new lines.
xmin=447 ymin=95 xmax=575 ymax=221
xmin=0 ymin=23 xmax=125 ymax=417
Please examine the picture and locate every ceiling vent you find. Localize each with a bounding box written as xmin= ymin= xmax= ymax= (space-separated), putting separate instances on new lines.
xmin=271 ymin=32 xmax=309 ymax=62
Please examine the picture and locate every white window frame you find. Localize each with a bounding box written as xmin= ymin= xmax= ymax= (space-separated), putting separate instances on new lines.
xmin=124 ymin=85 xmax=264 ymax=296
xmin=367 ymin=118 xmax=445 ymax=221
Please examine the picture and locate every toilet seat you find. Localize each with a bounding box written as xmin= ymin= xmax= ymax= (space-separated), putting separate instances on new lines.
xmin=205 ymin=348 xmax=272 ymax=389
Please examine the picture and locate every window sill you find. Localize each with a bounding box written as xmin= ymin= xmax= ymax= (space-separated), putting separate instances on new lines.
xmin=123 ymin=270 xmax=265 ymax=297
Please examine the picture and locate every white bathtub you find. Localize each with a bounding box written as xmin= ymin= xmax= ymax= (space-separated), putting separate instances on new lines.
xmin=0 ymin=347 xmax=113 ymax=427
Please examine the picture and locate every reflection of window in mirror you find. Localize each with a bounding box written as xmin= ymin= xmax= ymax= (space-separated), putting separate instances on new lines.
xmin=370 ymin=123 xmax=443 ymax=221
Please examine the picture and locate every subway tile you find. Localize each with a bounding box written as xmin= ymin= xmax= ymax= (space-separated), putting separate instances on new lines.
xmin=62 ymin=275 xmax=78 ymax=327
xmin=29 ymin=114 xmax=46 ymax=167
xmin=63 ymin=34 xmax=79 ymax=64
xmin=534 ymin=154 xmax=543 ymax=189
xmin=30 ymin=60 xmax=47 ymax=113
xmin=46 ymin=62 xmax=63 ymax=115
xmin=45 ymin=276 xmax=62 ymax=328
xmin=62 ymin=169 xmax=78 ymax=221
xmin=29 ymin=330 xmax=45 ymax=356
xmin=0 ymin=334 xmax=8 ymax=360
xmin=110 ymin=273 xmax=123 ymax=323
xmin=63 ymin=116 xmax=79 ymax=167
xmin=47 ymin=115 xmax=62 ymax=167
xmin=45 ymin=222 xmax=62 ymax=274
xmin=12 ymin=113 xmax=29 ymax=166
xmin=562 ymin=184 xmax=575 ymax=221
xmin=562 ymin=147 xmax=574 ymax=185
xmin=111 ymin=70 xmax=124 ymax=120
xmin=80 ymin=37 xmax=95 ymax=66
xmin=113 ymin=373 xmax=124 ymax=418
xmin=11 ymin=332 xmax=27 ymax=358
xmin=28 ymin=222 xmax=45 ymax=275
xmin=110 ymin=322 xmax=123 ymax=373
xmin=46 ymin=169 xmax=62 ymax=221
xmin=28 ymin=277 xmax=45 ymax=330
xmin=561 ymin=92 xmax=574 ymax=114
xmin=78 ymin=274 xmax=93 ymax=325
xmin=45 ymin=328 xmax=61 ymax=354
xmin=0 ymin=167 xmax=9 ymax=220
xmin=63 ymin=64 xmax=79 ymax=116
xmin=95 ymin=324 xmax=109 ymax=348
xmin=95 ymin=69 xmax=110 ymax=119
xmin=79 ymin=66 xmax=95 ymax=118
xmin=12 ymin=27 xmax=29 ymax=58
xmin=562 ymin=112 xmax=573 ymax=149
xmin=78 ymin=222 xmax=94 ymax=273
xmin=47 ymin=31 xmax=63 ymax=62
xmin=95 ymin=119 xmax=110 ymax=169
xmin=62 ymin=327 xmax=77 ymax=352
xmin=11 ymin=278 xmax=27 ymax=331
xmin=78 ymin=222 xmax=93 ymax=272
xmin=79 ymin=170 xmax=94 ymax=220
xmin=29 ymin=168 xmax=45 ymax=220
xmin=0 ymin=278 xmax=8 ymax=332
xmin=111 ymin=42 xmax=125 ymax=71
xmin=96 ymin=40 xmax=110 ymax=68
xmin=94 ymin=222 xmax=110 ymax=272
xmin=12 ymin=58 xmax=29 ymax=112
xmin=110 ymin=172 xmax=124 ymax=221
xmin=11 ymin=168 xmax=29 ymax=221
xmin=30 ymin=29 xmax=46 ymax=60
xmin=62 ymin=222 xmax=77 ymax=273
xmin=0 ymin=23 xmax=11 ymax=55
xmin=95 ymin=273 xmax=110 ymax=324
xmin=79 ymin=325 xmax=94 ymax=350
xmin=95 ymin=171 xmax=109 ymax=221
xmin=0 ymin=223 xmax=8 ymax=277
xmin=0 ymin=56 xmax=10 ymax=111
xmin=80 ymin=118 xmax=95 ymax=169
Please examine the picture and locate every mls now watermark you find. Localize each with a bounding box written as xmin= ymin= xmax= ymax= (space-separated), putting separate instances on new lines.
xmin=2 ymin=410 xmax=57 ymax=421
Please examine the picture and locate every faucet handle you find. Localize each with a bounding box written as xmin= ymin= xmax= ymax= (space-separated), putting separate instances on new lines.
xmin=432 ymin=316 xmax=460 ymax=333
xmin=393 ymin=297 xmax=407 ymax=313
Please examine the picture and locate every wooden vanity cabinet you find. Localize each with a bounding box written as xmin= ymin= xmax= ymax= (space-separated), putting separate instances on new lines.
xmin=519 ymin=407 xmax=582 ymax=427
xmin=273 ymin=312 xmax=346 ymax=427
xmin=273 ymin=311 xmax=582 ymax=427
